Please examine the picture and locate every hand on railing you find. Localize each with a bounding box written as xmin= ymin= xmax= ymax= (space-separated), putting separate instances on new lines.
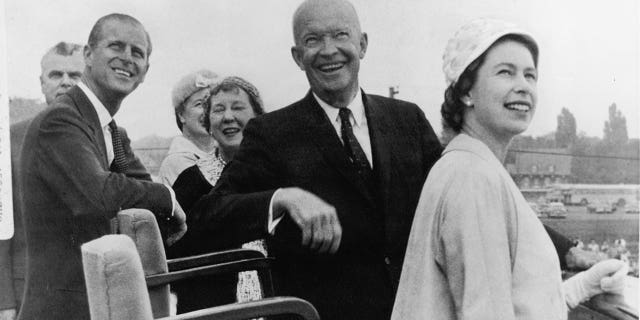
xmin=564 ymin=259 xmax=629 ymax=309
xmin=165 ymin=203 xmax=187 ymax=246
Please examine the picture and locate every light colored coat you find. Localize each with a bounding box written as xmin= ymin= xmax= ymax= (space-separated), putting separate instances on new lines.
xmin=158 ymin=135 xmax=216 ymax=187
xmin=392 ymin=133 xmax=566 ymax=320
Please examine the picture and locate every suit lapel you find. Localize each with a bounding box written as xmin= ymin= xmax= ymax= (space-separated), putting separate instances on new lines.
xmin=363 ymin=93 xmax=393 ymax=208
xmin=67 ymin=86 xmax=109 ymax=168
xmin=299 ymin=91 xmax=375 ymax=204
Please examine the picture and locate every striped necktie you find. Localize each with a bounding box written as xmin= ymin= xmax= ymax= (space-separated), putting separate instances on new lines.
xmin=108 ymin=120 xmax=128 ymax=173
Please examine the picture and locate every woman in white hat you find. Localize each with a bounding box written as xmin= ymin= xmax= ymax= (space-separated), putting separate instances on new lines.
xmin=391 ymin=19 xmax=628 ymax=320
xmin=159 ymin=69 xmax=219 ymax=187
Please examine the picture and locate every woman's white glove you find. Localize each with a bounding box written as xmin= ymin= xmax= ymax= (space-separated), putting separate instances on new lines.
xmin=562 ymin=259 xmax=629 ymax=308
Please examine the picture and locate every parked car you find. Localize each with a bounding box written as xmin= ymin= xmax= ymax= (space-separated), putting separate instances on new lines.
xmin=547 ymin=202 xmax=567 ymax=219
xmin=589 ymin=201 xmax=614 ymax=214
xmin=625 ymin=202 xmax=640 ymax=214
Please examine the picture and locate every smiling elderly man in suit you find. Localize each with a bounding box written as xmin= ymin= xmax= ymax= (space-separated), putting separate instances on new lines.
xmin=189 ymin=1 xmax=442 ymax=319
xmin=17 ymin=14 xmax=186 ymax=320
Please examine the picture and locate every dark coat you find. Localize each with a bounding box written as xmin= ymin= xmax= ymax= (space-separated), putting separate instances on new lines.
xmin=190 ymin=91 xmax=443 ymax=320
xmin=169 ymin=165 xmax=238 ymax=313
xmin=0 ymin=119 xmax=31 ymax=311
xmin=17 ymin=86 xmax=172 ymax=320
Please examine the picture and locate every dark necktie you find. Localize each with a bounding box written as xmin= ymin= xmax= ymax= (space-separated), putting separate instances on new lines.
xmin=338 ymin=108 xmax=371 ymax=171
xmin=108 ymin=120 xmax=128 ymax=173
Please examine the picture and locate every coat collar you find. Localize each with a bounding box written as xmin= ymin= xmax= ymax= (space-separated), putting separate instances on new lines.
xmin=77 ymin=81 xmax=113 ymax=130
xmin=444 ymin=133 xmax=503 ymax=168
xmin=362 ymin=93 xmax=393 ymax=204
xmin=65 ymin=85 xmax=102 ymax=130
xmin=64 ymin=85 xmax=109 ymax=167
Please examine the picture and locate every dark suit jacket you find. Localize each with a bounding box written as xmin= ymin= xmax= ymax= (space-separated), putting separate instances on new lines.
xmin=0 ymin=120 xmax=30 ymax=312
xmin=190 ymin=91 xmax=443 ymax=320
xmin=17 ymin=86 xmax=173 ymax=320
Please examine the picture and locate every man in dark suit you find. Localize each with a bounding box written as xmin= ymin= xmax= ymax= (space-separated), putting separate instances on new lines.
xmin=0 ymin=42 xmax=84 ymax=320
xmin=17 ymin=14 xmax=186 ymax=320
xmin=190 ymin=1 xmax=441 ymax=319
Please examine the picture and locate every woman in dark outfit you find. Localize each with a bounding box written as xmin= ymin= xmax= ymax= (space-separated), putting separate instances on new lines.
xmin=167 ymin=76 xmax=266 ymax=313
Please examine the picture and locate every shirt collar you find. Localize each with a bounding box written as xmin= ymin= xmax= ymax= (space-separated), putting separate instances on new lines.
xmin=313 ymin=90 xmax=366 ymax=127
xmin=77 ymin=81 xmax=113 ymax=128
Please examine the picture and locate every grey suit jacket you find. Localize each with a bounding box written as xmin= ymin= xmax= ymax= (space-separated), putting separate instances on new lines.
xmin=17 ymin=86 xmax=172 ymax=320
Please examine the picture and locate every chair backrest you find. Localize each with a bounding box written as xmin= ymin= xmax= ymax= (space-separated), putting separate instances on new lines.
xmin=115 ymin=209 xmax=171 ymax=317
xmin=82 ymin=235 xmax=321 ymax=320
xmin=81 ymin=234 xmax=154 ymax=320
xmin=115 ymin=209 xmax=277 ymax=310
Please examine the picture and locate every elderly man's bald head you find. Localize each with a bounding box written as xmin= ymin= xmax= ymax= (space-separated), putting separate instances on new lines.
xmin=292 ymin=0 xmax=362 ymax=45
xmin=289 ymin=0 xmax=368 ymax=108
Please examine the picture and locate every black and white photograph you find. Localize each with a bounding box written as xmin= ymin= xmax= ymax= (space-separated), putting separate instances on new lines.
xmin=0 ymin=0 xmax=638 ymax=319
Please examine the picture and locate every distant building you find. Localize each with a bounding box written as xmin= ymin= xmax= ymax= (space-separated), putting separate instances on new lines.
xmin=506 ymin=148 xmax=572 ymax=190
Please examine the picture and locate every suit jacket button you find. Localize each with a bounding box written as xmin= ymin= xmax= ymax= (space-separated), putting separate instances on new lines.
xmin=384 ymin=257 xmax=391 ymax=265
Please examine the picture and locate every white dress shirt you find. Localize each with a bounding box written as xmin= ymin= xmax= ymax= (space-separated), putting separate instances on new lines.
xmin=313 ymin=90 xmax=373 ymax=167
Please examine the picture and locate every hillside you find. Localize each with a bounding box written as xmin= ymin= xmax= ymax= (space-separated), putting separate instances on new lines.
xmin=131 ymin=134 xmax=176 ymax=176
xmin=9 ymin=97 xmax=46 ymax=124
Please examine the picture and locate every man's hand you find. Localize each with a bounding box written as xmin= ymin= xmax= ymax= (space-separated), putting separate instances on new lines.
xmin=273 ymin=187 xmax=342 ymax=254
xmin=0 ymin=308 xmax=16 ymax=320
xmin=165 ymin=203 xmax=187 ymax=246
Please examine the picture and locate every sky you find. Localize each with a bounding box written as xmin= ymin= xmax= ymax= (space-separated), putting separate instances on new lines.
xmin=2 ymin=0 xmax=639 ymax=141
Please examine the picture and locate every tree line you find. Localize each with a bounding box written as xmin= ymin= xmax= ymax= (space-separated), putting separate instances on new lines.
xmin=510 ymin=103 xmax=639 ymax=184
xmin=7 ymin=98 xmax=640 ymax=183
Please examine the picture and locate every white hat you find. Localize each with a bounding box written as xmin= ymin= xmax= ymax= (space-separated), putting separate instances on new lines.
xmin=171 ymin=69 xmax=219 ymax=110
xmin=442 ymin=18 xmax=538 ymax=86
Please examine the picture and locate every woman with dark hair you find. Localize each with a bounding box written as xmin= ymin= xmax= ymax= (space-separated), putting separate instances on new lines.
xmin=205 ymin=76 xmax=267 ymax=303
xmin=168 ymin=76 xmax=268 ymax=312
xmin=170 ymin=76 xmax=265 ymax=224
xmin=391 ymin=19 xmax=628 ymax=320
xmin=207 ymin=76 xmax=265 ymax=164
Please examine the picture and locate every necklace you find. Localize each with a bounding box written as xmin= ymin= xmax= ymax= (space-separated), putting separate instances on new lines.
xmin=215 ymin=148 xmax=227 ymax=166
xmin=196 ymin=148 xmax=227 ymax=185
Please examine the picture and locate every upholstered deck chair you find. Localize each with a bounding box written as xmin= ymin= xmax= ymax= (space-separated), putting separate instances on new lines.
xmin=113 ymin=209 xmax=274 ymax=318
xmin=82 ymin=234 xmax=320 ymax=320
